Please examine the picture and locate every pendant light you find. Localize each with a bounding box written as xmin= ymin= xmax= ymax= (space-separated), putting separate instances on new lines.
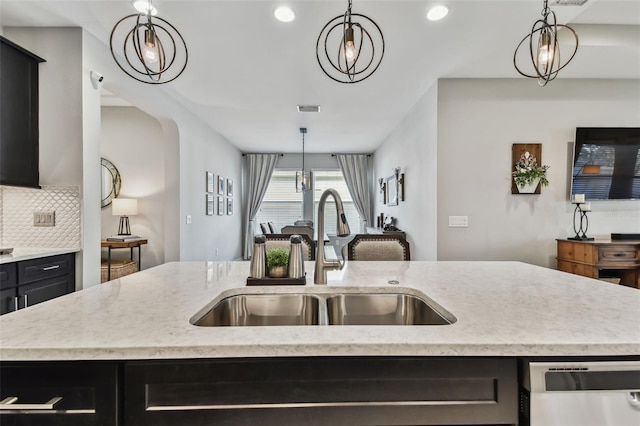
xmin=296 ymin=128 xmax=312 ymax=193
xmin=513 ymin=0 xmax=578 ymax=86
xmin=110 ymin=0 xmax=188 ymax=84
xmin=316 ymin=0 xmax=385 ymax=84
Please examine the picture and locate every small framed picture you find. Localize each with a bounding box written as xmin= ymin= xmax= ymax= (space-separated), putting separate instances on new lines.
xmin=217 ymin=196 xmax=224 ymax=215
xmin=206 ymin=194 xmax=214 ymax=215
xmin=227 ymin=179 xmax=233 ymax=197
xmin=227 ymin=197 xmax=233 ymax=215
xmin=218 ymin=175 xmax=225 ymax=195
xmin=206 ymin=172 xmax=214 ymax=193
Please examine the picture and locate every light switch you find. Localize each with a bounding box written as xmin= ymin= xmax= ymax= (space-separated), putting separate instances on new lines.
xmin=34 ymin=211 xmax=55 ymax=227
xmin=448 ymin=215 xmax=468 ymax=228
xmin=186 ymin=215 xmax=192 ymax=225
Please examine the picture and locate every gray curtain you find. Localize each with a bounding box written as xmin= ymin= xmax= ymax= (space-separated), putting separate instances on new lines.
xmin=336 ymin=154 xmax=372 ymax=232
xmin=242 ymin=154 xmax=279 ymax=259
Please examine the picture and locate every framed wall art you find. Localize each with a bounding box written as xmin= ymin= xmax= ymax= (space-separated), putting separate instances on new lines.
xmin=217 ymin=196 xmax=224 ymax=215
xmin=206 ymin=194 xmax=214 ymax=215
xmin=206 ymin=171 xmax=214 ymax=193
xmin=227 ymin=197 xmax=233 ymax=215
xmin=218 ymin=175 xmax=225 ymax=195
xmin=227 ymin=179 xmax=233 ymax=197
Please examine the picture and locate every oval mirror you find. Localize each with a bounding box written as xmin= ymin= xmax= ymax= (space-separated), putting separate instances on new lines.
xmin=101 ymin=158 xmax=121 ymax=208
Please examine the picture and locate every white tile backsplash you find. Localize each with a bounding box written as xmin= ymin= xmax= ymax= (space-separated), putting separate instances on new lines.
xmin=0 ymin=185 xmax=81 ymax=248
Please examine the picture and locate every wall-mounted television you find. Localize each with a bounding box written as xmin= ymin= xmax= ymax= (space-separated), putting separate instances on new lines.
xmin=571 ymin=127 xmax=640 ymax=200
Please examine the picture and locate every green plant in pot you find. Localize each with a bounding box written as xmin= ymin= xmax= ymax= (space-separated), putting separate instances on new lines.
xmin=266 ymin=248 xmax=289 ymax=278
xmin=512 ymin=151 xmax=550 ymax=193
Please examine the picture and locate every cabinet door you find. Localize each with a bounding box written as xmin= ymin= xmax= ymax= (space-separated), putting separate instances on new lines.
xmin=0 ymin=37 xmax=44 ymax=188
xmin=125 ymin=357 xmax=517 ymax=426
xmin=0 ymin=362 xmax=120 ymax=426
xmin=19 ymin=275 xmax=73 ymax=309
xmin=0 ymin=287 xmax=18 ymax=315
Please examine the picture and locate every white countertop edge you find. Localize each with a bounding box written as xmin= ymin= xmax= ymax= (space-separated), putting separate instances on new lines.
xmin=0 ymin=247 xmax=80 ymax=264
xmin=2 ymin=343 xmax=639 ymax=362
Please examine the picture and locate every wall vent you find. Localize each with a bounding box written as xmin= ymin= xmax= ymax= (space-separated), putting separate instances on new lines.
xmin=553 ymin=0 xmax=588 ymax=6
xmin=297 ymin=105 xmax=321 ymax=113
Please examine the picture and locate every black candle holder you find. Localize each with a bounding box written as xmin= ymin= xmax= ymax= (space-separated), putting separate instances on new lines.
xmin=568 ymin=203 xmax=594 ymax=241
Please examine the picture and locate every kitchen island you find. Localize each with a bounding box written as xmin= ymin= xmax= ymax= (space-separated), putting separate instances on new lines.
xmin=1 ymin=261 xmax=638 ymax=425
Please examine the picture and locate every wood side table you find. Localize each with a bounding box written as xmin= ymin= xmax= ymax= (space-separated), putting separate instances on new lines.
xmin=101 ymin=239 xmax=148 ymax=281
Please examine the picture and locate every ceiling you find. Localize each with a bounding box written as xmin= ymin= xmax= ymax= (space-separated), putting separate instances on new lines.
xmin=1 ymin=0 xmax=639 ymax=153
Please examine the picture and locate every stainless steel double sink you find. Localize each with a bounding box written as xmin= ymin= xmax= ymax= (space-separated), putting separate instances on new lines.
xmin=191 ymin=288 xmax=456 ymax=327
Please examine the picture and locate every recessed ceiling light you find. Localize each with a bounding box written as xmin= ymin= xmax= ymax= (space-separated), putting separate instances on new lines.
xmin=427 ymin=5 xmax=449 ymax=21
xmin=274 ymin=6 xmax=295 ymax=23
xmin=132 ymin=0 xmax=158 ymax=16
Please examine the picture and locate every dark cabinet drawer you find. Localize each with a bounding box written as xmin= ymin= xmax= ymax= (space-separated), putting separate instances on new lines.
xmin=125 ymin=357 xmax=518 ymax=426
xmin=1 ymin=263 xmax=17 ymax=289
xmin=18 ymin=254 xmax=74 ymax=285
xmin=0 ymin=362 xmax=120 ymax=426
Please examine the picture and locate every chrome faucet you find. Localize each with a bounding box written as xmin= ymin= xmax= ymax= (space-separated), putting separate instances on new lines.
xmin=314 ymin=189 xmax=354 ymax=284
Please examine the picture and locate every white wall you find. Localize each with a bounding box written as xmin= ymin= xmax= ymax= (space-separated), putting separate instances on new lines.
xmin=100 ymin=106 xmax=165 ymax=269
xmin=437 ymin=78 xmax=640 ymax=267
xmin=373 ymin=83 xmax=439 ymax=261
xmin=179 ymin=119 xmax=242 ymax=261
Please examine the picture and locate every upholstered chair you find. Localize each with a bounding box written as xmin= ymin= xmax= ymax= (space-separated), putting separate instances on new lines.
xmin=260 ymin=223 xmax=270 ymax=234
xmin=263 ymin=234 xmax=316 ymax=261
xmin=268 ymin=222 xmax=277 ymax=234
xmin=280 ymin=225 xmax=314 ymax=238
xmin=347 ymin=234 xmax=410 ymax=261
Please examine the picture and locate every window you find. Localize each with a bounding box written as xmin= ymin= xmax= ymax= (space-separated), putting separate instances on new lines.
xmin=254 ymin=170 xmax=302 ymax=234
xmin=313 ymin=170 xmax=362 ymax=235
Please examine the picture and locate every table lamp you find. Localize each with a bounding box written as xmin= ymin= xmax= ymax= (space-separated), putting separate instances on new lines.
xmin=112 ymin=198 xmax=138 ymax=236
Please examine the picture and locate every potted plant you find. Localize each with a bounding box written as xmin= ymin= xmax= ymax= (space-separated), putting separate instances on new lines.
xmin=266 ymin=248 xmax=289 ymax=278
xmin=512 ymin=151 xmax=549 ymax=193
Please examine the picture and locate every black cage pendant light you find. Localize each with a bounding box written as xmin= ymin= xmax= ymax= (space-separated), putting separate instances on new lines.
xmin=296 ymin=128 xmax=312 ymax=193
xmin=110 ymin=0 xmax=188 ymax=84
xmin=513 ymin=0 xmax=578 ymax=86
xmin=316 ymin=0 xmax=385 ymax=84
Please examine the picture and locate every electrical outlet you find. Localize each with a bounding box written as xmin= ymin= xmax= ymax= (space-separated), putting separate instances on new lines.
xmin=186 ymin=215 xmax=192 ymax=225
xmin=448 ymin=215 xmax=469 ymax=228
xmin=34 ymin=211 xmax=55 ymax=227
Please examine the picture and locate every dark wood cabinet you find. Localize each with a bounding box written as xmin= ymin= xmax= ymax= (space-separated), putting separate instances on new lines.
xmin=0 ymin=36 xmax=45 ymax=189
xmin=0 ymin=362 xmax=121 ymax=426
xmin=0 ymin=254 xmax=75 ymax=316
xmin=124 ymin=357 xmax=518 ymax=426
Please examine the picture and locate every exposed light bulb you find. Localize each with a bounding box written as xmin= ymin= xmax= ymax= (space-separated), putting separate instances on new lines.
xmin=143 ymin=29 xmax=158 ymax=64
xmin=537 ymin=31 xmax=554 ymax=66
xmin=345 ymin=40 xmax=357 ymax=61
xmin=344 ymin=27 xmax=357 ymax=62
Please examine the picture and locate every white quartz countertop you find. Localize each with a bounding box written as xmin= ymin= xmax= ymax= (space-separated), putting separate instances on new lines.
xmin=0 ymin=261 xmax=638 ymax=361
xmin=0 ymin=247 xmax=79 ymax=264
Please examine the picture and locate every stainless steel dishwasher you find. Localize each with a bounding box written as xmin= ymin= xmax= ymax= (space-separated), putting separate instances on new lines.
xmin=520 ymin=360 xmax=640 ymax=426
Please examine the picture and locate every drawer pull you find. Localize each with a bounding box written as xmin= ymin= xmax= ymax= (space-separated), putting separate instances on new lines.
xmin=613 ymin=253 xmax=626 ymax=257
xmin=42 ymin=265 xmax=60 ymax=271
xmin=0 ymin=396 xmax=63 ymax=410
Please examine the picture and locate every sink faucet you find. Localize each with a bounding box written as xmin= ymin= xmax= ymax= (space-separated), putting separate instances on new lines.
xmin=314 ymin=188 xmax=354 ymax=284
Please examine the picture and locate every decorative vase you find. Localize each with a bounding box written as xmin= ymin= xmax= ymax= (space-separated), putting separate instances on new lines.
xmin=268 ymin=265 xmax=287 ymax=278
xmin=515 ymin=177 xmax=540 ymax=194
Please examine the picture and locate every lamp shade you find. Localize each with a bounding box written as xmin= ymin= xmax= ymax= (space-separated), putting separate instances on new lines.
xmin=112 ymin=198 xmax=138 ymax=216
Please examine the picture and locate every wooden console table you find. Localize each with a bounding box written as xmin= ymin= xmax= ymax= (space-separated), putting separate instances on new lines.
xmin=556 ymin=239 xmax=640 ymax=289
xmin=101 ymin=239 xmax=147 ymax=281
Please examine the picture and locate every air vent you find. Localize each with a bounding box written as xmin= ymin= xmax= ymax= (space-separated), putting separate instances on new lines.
xmin=553 ymin=0 xmax=588 ymax=6
xmin=297 ymin=105 xmax=321 ymax=113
